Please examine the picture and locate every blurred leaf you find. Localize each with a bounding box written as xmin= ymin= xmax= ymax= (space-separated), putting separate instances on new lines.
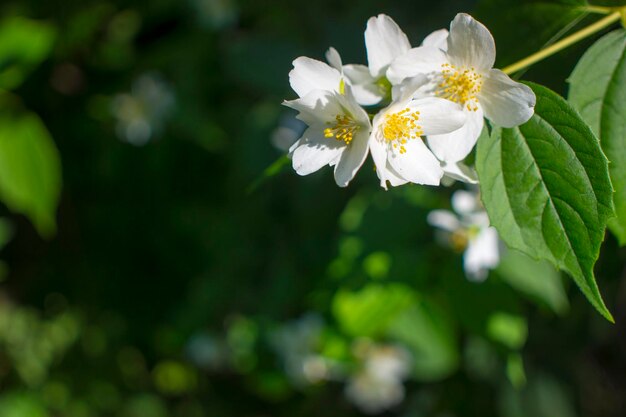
xmin=0 ymin=392 xmax=47 ymax=417
xmin=497 ymin=250 xmax=569 ymax=315
xmin=247 ymin=155 xmax=290 ymax=194
xmin=387 ymin=300 xmax=459 ymax=381
xmin=332 ymin=284 xmax=414 ymax=338
xmin=123 ymin=394 xmax=168 ymax=417
xmin=569 ymin=29 xmax=626 ymax=245
xmin=0 ymin=218 xmax=14 ymax=250
xmin=0 ymin=17 xmax=56 ymax=90
xmin=362 ymin=251 xmax=392 ymax=280
xmin=476 ymin=83 xmax=614 ymax=321
xmin=487 ymin=312 xmax=528 ymax=350
xmin=499 ymin=373 xmax=577 ymax=417
xmin=506 ymin=353 xmax=527 ymax=388
xmin=152 ymin=361 xmax=197 ymax=395
xmin=0 ymin=112 xmax=62 ymax=237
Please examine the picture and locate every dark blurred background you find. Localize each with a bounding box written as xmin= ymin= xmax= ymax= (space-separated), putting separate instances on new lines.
xmin=0 ymin=0 xmax=625 ymax=416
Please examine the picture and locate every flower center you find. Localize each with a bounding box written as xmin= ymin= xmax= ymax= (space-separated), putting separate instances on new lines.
xmin=324 ymin=114 xmax=359 ymax=145
xmin=437 ymin=63 xmax=482 ymax=111
xmin=381 ymin=108 xmax=423 ymax=154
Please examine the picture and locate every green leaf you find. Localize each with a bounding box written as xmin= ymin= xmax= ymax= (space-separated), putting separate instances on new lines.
xmin=332 ymin=284 xmax=414 ymax=338
xmin=332 ymin=284 xmax=459 ymax=380
xmin=476 ymin=83 xmax=614 ymax=322
xmin=568 ymin=29 xmax=626 ymax=245
xmin=0 ymin=17 xmax=56 ymax=90
xmin=0 ymin=112 xmax=62 ymax=237
xmin=386 ymin=301 xmax=459 ymax=381
xmin=486 ymin=312 xmax=528 ymax=350
xmin=246 ymin=155 xmax=290 ymax=194
xmin=497 ymin=250 xmax=569 ymax=315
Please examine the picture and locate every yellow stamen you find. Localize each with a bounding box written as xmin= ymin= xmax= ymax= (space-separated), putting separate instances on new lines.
xmin=324 ymin=114 xmax=359 ymax=145
xmin=437 ymin=63 xmax=483 ymax=112
xmin=381 ymin=108 xmax=423 ymax=154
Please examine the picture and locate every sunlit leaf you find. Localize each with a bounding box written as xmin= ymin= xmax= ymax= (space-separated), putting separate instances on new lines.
xmin=0 ymin=17 xmax=56 ymax=90
xmin=476 ymin=83 xmax=614 ymax=321
xmin=332 ymin=284 xmax=414 ymax=338
xmin=569 ymin=29 xmax=626 ymax=245
xmin=487 ymin=312 xmax=528 ymax=350
xmin=0 ymin=112 xmax=62 ymax=237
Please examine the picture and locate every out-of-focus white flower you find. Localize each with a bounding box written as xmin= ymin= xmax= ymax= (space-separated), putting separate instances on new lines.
xmin=369 ymin=76 xmax=466 ymax=189
xmin=346 ymin=340 xmax=412 ymax=414
xmin=284 ymin=59 xmax=371 ymax=187
xmin=270 ymin=114 xmax=306 ymax=152
xmin=388 ymin=13 xmax=535 ymax=164
xmin=111 ymin=73 xmax=175 ymax=146
xmin=270 ymin=314 xmax=335 ymax=387
xmin=185 ymin=332 xmax=230 ymax=371
xmin=428 ymin=189 xmax=500 ymax=281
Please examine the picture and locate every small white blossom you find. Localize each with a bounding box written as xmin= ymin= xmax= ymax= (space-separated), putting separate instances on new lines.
xmin=369 ymin=76 xmax=466 ymax=189
xmin=285 ymin=58 xmax=371 ymax=187
xmin=346 ymin=341 xmax=412 ymax=414
xmin=388 ymin=13 xmax=536 ymax=163
xmin=428 ymin=189 xmax=500 ymax=281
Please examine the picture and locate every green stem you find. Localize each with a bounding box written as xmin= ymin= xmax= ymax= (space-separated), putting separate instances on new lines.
xmin=502 ymin=11 xmax=621 ymax=75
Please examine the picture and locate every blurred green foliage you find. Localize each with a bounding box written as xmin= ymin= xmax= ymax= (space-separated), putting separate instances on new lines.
xmin=0 ymin=0 xmax=623 ymax=416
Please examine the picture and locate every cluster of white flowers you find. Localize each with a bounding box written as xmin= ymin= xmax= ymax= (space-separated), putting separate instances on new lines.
xmin=283 ymin=13 xmax=535 ymax=189
xmin=428 ymin=189 xmax=501 ymax=281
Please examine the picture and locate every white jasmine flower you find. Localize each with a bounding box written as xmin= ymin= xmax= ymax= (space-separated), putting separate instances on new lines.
xmin=388 ymin=13 xmax=535 ymax=163
xmin=323 ymin=15 xmax=411 ymax=106
xmin=369 ymin=76 xmax=466 ymax=189
xmin=346 ymin=341 xmax=412 ymax=414
xmin=283 ymin=77 xmax=371 ymax=187
xmin=428 ymin=189 xmax=500 ymax=281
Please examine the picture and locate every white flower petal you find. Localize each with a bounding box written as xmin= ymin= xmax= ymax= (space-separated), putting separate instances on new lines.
xmin=447 ymin=13 xmax=495 ymax=72
xmin=442 ymin=161 xmax=478 ymax=184
xmin=388 ymin=138 xmax=443 ymax=186
xmin=325 ymin=47 xmax=343 ymax=71
xmin=344 ymin=64 xmax=384 ymax=105
xmin=291 ymin=127 xmax=345 ymax=176
xmin=422 ymin=29 xmax=448 ymax=50
xmin=464 ymin=227 xmax=500 ymax=281
xmin=387 ymin=46 xmax=446 ymax=85
xmin=289 ymin=57 xmax=342 ymax=97
xmin=452 ymin=190 xmax=479 ymax=215
xmin=427 ymin=107 xmax=484 ymax=163
xmin=391 ymin=74 xmax=432 ymax=102
xmin=409 ymin=97 xmax=467 ymax=136
xmin=427 ymin=209 xmax=461 ymax=232
xmin=334 ymin=131 xmax=370 ymax=187
xmin=365 ymin=14 xmax=411 ymax=78
xmin=480 ymin=69 xmax=536 ymax=127
xmin=385 ymin=163 xmax=409 ymax=187
xmin=283 ymin=90 xmax=341 ymax=126
xmin=369 ymin=134 xmax=392 ymax=189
